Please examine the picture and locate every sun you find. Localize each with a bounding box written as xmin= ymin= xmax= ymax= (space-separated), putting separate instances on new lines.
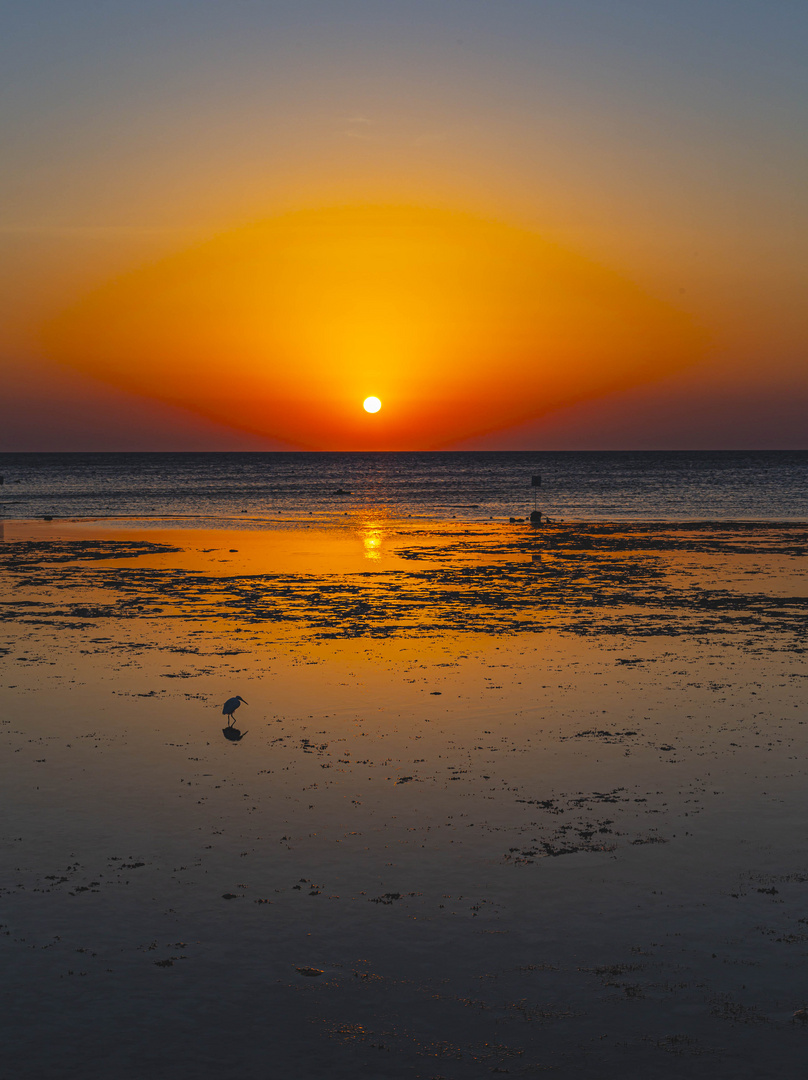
xmin=363 ymin=396 xmax=382 ymax=413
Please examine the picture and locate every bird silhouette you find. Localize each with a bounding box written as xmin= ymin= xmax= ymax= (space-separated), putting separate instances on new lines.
xmin=222 ymin=695 xmax=248 ymax=720
xmin=221 ymin=696 xmax=248 ymax=741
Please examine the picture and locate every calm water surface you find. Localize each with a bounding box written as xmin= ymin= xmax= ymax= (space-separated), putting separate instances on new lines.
xmin=0 ymin=450 xmax=805 ymax=524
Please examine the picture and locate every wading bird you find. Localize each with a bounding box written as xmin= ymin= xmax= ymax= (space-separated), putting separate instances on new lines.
xmin=222 ymin=695 xmax=248 ymax=722
xmin=222 ymin=695 xmax=248 ymax=741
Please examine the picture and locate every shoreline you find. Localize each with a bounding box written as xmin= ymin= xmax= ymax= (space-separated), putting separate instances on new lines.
xmin=2 ymin=516 xmax=808 ymax=1076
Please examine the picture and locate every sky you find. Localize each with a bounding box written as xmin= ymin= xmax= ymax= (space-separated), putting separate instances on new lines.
xmin=2 ymin=0 xmax=806 ymax=450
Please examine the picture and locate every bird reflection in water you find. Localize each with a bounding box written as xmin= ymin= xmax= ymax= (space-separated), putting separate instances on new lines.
xmin=222 ymin=695 xmax=248 ymax=742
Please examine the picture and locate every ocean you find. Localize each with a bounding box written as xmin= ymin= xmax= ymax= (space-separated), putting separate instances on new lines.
xmin=0 ymin=450 xmax=805 ymax=525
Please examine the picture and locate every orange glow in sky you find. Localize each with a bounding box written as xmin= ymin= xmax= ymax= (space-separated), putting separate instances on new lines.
xmin=43 ymin=205 xmax=703 ymax=450
xmin=2 ymin=4 xmax=807 ymax=451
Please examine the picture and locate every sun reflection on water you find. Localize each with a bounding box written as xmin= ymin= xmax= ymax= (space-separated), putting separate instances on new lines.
xmin=360 ymin=523 xmax=384 ymax=560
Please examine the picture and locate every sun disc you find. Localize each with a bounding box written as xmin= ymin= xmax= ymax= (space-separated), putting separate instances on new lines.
xmin=363 ymin=396 xmax=382 ymax=413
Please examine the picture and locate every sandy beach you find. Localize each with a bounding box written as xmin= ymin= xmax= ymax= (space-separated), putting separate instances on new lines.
xmin=2 ymin=516 xmax=807 ymax=1078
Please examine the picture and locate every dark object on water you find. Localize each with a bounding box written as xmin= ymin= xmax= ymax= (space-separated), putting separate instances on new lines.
xmin=222 ymin=695 xmax=247 ymax=718
xmin=334 ymin=488 xmax=351 ymax=495
xmin=222 ymin=695 xmax=248 ymax=740
xmin=296 ymin=967 xmax=324 ymax=977
xmin=530 ymin=510 xmax=543 ymax=524
xmin=43 ymin=515 xmax=53 ymax=522
xmin=221 ymin=695 xmax=246 ymax=738
xmin=531 ymin=474 xmax=542 ymax=487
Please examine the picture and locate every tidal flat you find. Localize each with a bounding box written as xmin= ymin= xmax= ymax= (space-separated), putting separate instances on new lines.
xmin=1 ymin=517 xmax=807 ymax=1078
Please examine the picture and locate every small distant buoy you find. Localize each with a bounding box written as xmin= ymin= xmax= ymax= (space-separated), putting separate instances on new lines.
xmin=530 ymin=510 xmax=543 ymax=525
xmin=334 ymin=488 xmax=351 ymax=496
xmin=43 ymin=515 xmax=53 ymax=522
xmin=531 ymin=475 xmax=542 ymax=487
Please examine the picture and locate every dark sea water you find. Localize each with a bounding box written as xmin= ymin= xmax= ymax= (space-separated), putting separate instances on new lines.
xmin=0 ymin=450 xmax=805 ymax=524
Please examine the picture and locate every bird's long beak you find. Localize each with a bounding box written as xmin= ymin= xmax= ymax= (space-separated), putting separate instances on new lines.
xmin=240 ymin=698 xmax=249 ymax=704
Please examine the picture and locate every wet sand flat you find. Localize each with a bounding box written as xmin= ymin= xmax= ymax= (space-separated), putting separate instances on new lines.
xmin=1 ymin=518 xmax=807 ymax=1078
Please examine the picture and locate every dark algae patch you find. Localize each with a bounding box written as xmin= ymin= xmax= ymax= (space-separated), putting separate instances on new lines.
xmin=1 ymin=522 xmax=806 ymax=645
